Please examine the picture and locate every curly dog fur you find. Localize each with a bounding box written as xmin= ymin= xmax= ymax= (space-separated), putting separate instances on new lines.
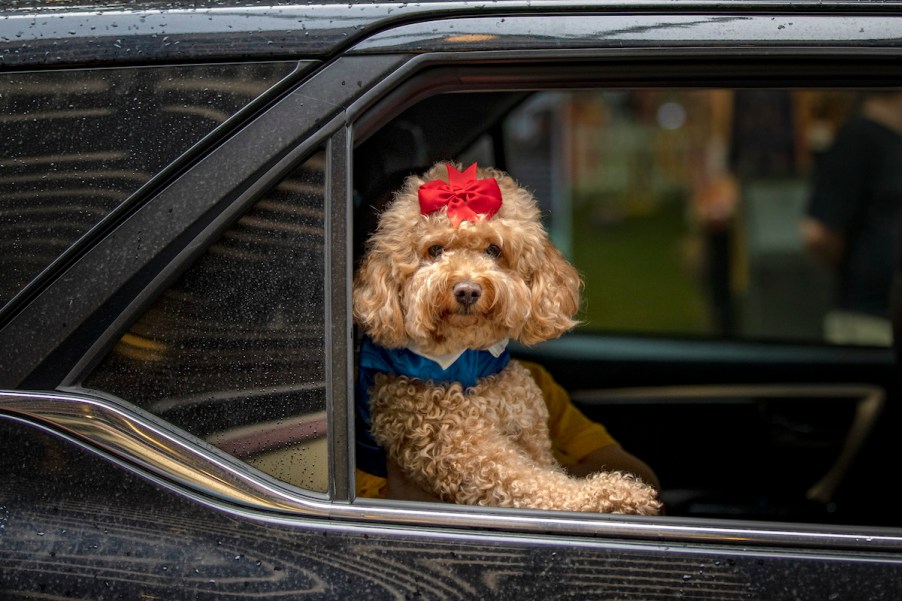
xmin=354 ymin=162 xmax=661 ymax=514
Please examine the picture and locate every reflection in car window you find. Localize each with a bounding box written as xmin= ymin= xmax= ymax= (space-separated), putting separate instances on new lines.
xmin=503 ymin=89 xmax=898 ymax=346
xmin=0 ymin=62 xmax=296 ymax=310
xmin=85 ymin=152 xmax=328 ymax=493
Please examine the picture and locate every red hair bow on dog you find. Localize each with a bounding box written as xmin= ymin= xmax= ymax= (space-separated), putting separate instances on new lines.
xmin=418 ymin=163 xmax=502 ymax=227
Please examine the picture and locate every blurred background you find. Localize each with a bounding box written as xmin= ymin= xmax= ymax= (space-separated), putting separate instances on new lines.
xmin=481 ymin=89 xmax=873 ymax=344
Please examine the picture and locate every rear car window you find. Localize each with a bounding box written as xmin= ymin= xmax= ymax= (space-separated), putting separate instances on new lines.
xmin=0 ymin=62 xmax=296 ymax=310
xmin=84 ymin=151 xmax=328 ymax=492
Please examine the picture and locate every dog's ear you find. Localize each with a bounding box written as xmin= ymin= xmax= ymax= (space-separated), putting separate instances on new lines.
xmin=519 ymin=241 xmax=582 ymax=345
xmin=352 ymin=251 xmax=408 ymax=348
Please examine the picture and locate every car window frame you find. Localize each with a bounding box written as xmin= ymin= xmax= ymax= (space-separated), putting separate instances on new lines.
xmin=342 ymin=42 xmax=902 ymax=546
xmin=342 ymin=14 xmax=902 ymax=546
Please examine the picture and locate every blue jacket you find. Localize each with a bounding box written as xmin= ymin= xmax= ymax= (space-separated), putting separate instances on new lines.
xmin=355 ymin=336 xmax=510 ymax=477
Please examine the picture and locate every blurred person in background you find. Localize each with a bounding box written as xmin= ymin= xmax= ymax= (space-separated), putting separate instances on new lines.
xmin=802 ymin=91 xmax=902 ymax=345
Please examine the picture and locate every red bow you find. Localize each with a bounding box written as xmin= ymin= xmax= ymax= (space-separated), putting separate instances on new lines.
xmin=418 ymin=163 xmax=502 ymax=226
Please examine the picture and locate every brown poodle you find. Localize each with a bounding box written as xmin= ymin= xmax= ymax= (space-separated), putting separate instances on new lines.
xmin=353 ymin=162 xmax=661 ymax=514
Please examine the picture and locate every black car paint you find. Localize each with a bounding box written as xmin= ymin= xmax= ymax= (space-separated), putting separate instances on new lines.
xmin=4 ymin=416 xmax=902 ymax=600
xmin=2 ymin=2 xmax=902 ymax=598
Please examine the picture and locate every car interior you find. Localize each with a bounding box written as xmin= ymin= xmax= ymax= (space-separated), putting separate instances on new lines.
xmin=353 ymin=84 xmax=900 ymax=526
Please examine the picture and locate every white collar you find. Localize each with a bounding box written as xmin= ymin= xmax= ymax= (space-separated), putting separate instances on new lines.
xmin=405 ymin=339 xmax=509 ymax=370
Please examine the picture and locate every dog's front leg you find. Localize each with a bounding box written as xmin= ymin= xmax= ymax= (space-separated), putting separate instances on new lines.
xmin=369 ymin=374 xmax=661 ymax=515
xmin=484 ymin=362 xmax=558 ymax=469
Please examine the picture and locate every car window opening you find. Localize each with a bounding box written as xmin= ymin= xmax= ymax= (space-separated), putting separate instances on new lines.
xmin=351 ymin=86 xmax=899 ymax=528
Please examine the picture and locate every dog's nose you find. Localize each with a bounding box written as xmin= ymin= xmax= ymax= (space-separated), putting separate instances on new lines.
xmin=453 ymin=281 xmax=482 ymax=307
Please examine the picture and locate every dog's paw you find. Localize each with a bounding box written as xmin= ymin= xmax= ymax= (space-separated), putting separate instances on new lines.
xmin=583 ymin=471 xmax=663 ymax=515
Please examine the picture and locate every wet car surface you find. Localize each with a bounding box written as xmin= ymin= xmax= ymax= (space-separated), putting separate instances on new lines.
xmin=2 ymin=1 xmax=902 ymax=598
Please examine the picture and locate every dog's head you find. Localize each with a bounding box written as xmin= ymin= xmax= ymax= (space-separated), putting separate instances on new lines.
xmin=353 ymin=162 xmax=581 ymax=356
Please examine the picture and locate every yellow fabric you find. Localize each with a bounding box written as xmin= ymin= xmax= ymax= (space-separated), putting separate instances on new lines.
xmin=355 ymin=359 xmax=616 ymax=499
xmin=518 ymin=360 xmax=617 ymax=468
xmin=356 ymin=468 xmax=389 ymax=499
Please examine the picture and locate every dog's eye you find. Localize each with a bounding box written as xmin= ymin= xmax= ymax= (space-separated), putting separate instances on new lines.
xmin=428 ymin=245 xmax=444 ymax=259
xmin=485 ymin=244 xmax=502 ymax=259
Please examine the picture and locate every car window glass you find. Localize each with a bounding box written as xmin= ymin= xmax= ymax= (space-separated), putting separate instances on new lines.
xmin=0 ymin=62 xmax=296 ymax=311
xmin=500 ymin=89 xmax=900 ymax=347
xmin=84 ymin=151 xmax=328 ymax=493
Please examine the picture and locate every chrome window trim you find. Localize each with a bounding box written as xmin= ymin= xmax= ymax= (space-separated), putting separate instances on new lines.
xmin=5 ymin=388 xmax=902 ymax=553
xmin=1 ymin=389 xmax=327 ymax=512
xmin=348 ymin=13 xmax=902 ymax=56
